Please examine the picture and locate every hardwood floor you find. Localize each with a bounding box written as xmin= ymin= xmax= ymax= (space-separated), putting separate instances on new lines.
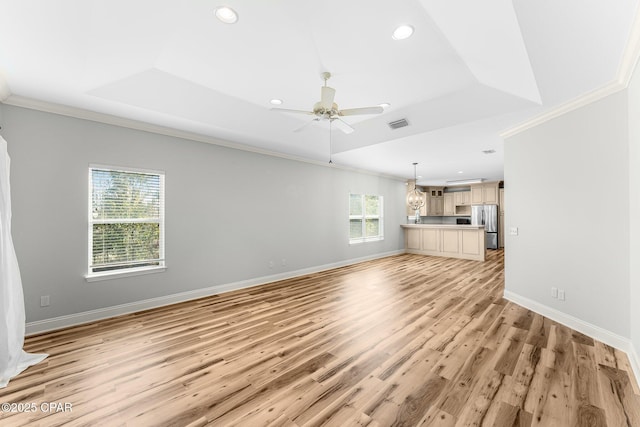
xmin=1 ymin=250 xmax=639 ymax=426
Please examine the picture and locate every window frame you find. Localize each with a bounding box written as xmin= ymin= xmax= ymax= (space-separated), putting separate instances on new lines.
xmin=86 ymin=164 xmax=166 ymax=282
xmin=349 ymin=193 xmax=384 ymax=244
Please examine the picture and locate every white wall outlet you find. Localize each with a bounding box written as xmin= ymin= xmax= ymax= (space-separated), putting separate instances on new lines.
xmin=551 ymin=287 xmax=558 ymax=298
xmin=268 ymin=261 xmax=274 ymax=269
xmin=509 ymin=227 xmax=519 ymax=236
xmin=558 ymin=290 xmax=565 ymax=301
xmin=40 ymin=295 xmax=50 ymax=307
xmin=281 ymin=258 xmax=286 ymax=266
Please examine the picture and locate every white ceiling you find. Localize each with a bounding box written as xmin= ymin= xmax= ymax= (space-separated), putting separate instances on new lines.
xmin=0 ymin=0 xmax=637 ymax=184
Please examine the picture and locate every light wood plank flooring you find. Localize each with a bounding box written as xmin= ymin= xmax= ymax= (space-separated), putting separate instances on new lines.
xmin=1 ymin=250 xmax=639 ymax=426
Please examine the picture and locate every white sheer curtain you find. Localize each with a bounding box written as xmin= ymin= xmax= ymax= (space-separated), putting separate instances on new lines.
xmin=0 ymin=135 xmax=47 ymax=388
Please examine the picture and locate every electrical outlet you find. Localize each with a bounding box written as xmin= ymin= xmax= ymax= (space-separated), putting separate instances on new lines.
xmin=269 ymin=261 xmax=274 ymax=269
xmin=40 ymin=295 xmax=50 ymax=307
xmin=281 ymin=258 xmax=286 ymax=266
xmin=551 ymin=287 xmax=558 ymax=298
xmin=558 ymin=290 xmax=565 ymax=301
xmin=509 ymin=227 xmax=519 ymax=236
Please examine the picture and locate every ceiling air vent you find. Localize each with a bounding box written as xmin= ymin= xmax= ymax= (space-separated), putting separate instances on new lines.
xmin=388 ymin=118 xmax=409 ymax=130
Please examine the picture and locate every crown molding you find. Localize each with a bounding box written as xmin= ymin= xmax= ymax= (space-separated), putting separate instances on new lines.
xmin=501 ymin=3 xmax=640 ymax=139
xmin=0 ymin=74 xmax=10 ymax=102
xmin=618 ymin=1 xmax=640 ymax=88
xmin=500 ymin=80 xmax=625 ymax=139
xmin=2 ymin=95 xmax=405 ymax=182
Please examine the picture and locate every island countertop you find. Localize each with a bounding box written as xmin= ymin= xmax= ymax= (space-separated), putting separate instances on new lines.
xmin=401 ymin=224 xmax=484 ymax=230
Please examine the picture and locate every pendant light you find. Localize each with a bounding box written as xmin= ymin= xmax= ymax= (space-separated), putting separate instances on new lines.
xmin=406 ymin=163 xmax=425 ymax=223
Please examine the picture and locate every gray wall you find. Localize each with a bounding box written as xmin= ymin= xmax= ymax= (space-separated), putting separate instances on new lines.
xmin=504 ymin=90 xmax=630 ymax=337
xmin=629 ymin=61 xmax=640 ymax=359
xmin=1 ymin=104 xmax=406 ymax=323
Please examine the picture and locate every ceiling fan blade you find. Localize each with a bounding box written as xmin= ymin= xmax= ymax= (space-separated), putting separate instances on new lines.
xmin=339 ymin=106 xmax=384 ymax=116
xmin=271 ymin=108 xmax=314 ymax=115
xmin=293 ymin=118 xmax=320 ymax=133
xmin=320 ymin=86 xmax=336 ymax=109
xmin=331 ymin=117 xmax=355 ymax=134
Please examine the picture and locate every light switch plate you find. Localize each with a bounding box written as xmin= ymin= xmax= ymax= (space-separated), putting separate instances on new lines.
xmin=509 ymin=227 xmax=519 ymax=236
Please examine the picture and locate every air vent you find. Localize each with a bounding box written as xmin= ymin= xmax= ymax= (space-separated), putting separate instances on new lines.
xmin=388 ymin=118 xmax=409 ymax=130
xmin=482 ymin=149 xmax=496 ymax=154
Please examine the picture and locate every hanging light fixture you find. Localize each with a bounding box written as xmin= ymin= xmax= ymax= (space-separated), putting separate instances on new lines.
xmin=406 ymin=162 xmax=425 ymax=223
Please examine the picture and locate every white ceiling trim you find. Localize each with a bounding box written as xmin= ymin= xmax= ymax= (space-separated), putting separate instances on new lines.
xmin=618 ymin=2 xmax=640 ymax=87
xmin=499 ymin=80 xmax=624 ymax=139
xmin=0 ymin=74 xmax=10 ymax=102
xmin=1 ymin=94 xmax=405 ymax=182
xmin=501 ymin=3 xmax=640 ymax=139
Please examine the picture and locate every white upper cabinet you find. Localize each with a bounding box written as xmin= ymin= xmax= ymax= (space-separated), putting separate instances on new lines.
xmin=470 ymin=182 xmax=500 ymax=205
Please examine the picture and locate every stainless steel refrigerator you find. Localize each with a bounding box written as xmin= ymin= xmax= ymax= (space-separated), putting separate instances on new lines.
xmin=471 ymin=204 xmax=498 ymax=249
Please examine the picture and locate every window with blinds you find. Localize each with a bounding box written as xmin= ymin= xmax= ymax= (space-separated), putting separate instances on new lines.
xmin=88 ymin=166 xmax=165 ymax=277
xmin=349 ymin=193 xmax=384 ymax=244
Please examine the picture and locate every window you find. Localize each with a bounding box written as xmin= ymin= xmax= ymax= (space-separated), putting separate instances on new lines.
xmin=88 ymin=165 xmax=165 ymax=279
xmin=349 ymin=194 xmax=384 ymax=243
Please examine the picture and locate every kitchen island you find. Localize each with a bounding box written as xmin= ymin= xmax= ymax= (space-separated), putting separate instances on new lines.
xmin=401 ymin=224 xmax=486 ymax=261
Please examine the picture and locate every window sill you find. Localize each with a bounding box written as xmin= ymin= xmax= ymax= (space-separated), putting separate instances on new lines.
xmin=349 ymin=237 xmax=384 ymax=245
xmin=85 ymin=266 xmax=167 ymax=282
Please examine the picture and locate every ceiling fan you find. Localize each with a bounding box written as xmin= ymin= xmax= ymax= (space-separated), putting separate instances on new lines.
xmin=272 ymin=72 xmax=384 ymax=134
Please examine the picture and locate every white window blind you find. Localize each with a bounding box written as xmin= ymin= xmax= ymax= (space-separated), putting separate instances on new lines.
xmin=349 ymin=194 xmax=384 ymax=243
xmin=89 ymin=166 xmax=165 ymax=276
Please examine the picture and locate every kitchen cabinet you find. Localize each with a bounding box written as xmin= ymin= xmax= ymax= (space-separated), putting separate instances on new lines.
xmin=429 ymin=196 xmax=444 ymax=216
xmin=401 ymin=224 xmax=486 ymax=261
xmin=454 ymin=191 xmax=471 ymax=206
xmin=470 ymin=182 xmax=500 ymax=205
xmin=471 ymin=186 xmax=484 ymax=204
xmin=455 ymin=205 xmax=471 ymax=216
xmin=443 ymin=193 xmax=455 ymax=216
xmin=428 ymin=188 xmax=444 ymax=197
xmin=483 ymin=185 xmax=498 ymax=204
xmin=422 ymin=186 xmax=444 ymax=216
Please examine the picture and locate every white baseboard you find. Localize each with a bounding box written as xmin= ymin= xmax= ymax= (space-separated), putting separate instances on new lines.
xmin=25 ymin=250 xmax=404 ymax=336
xmin=504 ymin=290 xmax=640 ymax=387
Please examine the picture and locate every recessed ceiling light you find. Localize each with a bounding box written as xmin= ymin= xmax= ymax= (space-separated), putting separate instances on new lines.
xmin=458 ymin=171 xmax=464 ymax=174
xmin=379 ymin=103 xmax=391 ymax=108
xmin=270 ymin=99 xmax=283 ymax=105
xmin=392 ymin=25 xmax=414 ymax=40
xmin=215 ymin=6 xmax=238 ymax=24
